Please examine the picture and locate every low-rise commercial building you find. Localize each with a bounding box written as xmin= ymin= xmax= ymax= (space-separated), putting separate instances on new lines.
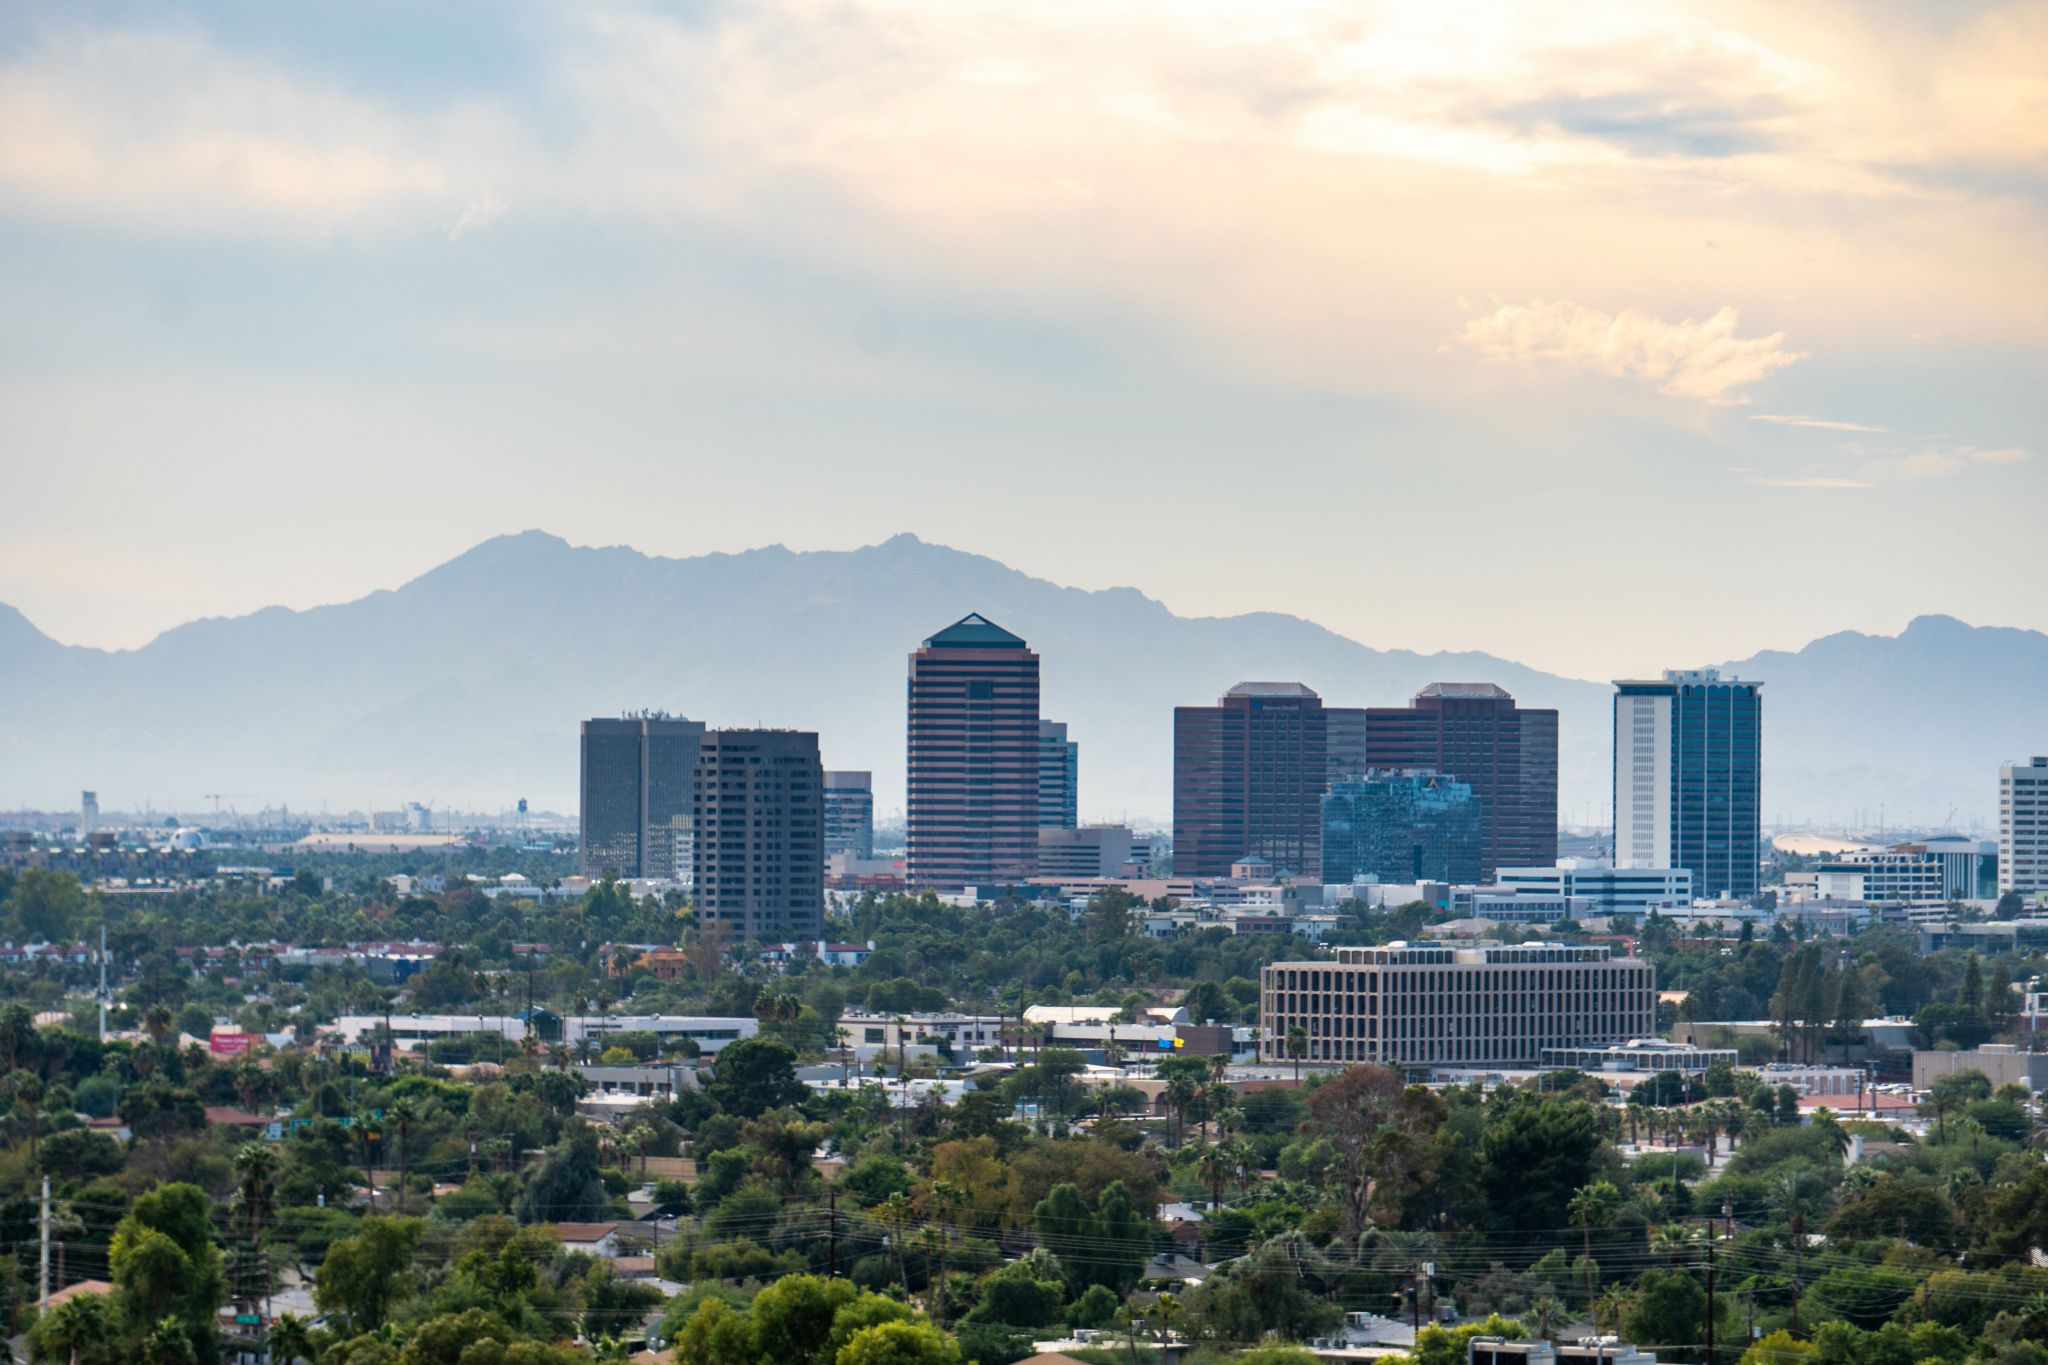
xmin=1260 ymin=941 xmax=1655 ymax=1069
xmin=1816 ymin=838 xmax=1998 ymax=905
xmin=1913 ymin=1044 xmax=2048 ymax=1094
xmin=1495 ymin=860 xmax=1692 ymax=914
xmin=1540 ymin=1039 xmax=1733 ymax=1074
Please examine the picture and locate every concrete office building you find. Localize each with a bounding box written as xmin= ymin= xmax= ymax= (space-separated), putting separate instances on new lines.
xmin=1495 ymin=860 xmax=1693 ymax=913
xmin=2000 ymin=757 xmax=2048 ymax=895
xmin=906 ymin=614 xmax=1041 ymax=890
xmin=1321 ymin=771 xmax=1483 ymax=886
xmin=1815 ymin=838 xmax=1999 ymax=905
xmin=1174 ymin=682 xmax=1330 ymax=878
xmin=1364 ymin=684 xmax=1559 ymax=879
xmin=1260 ymin=941 xmax=1656 ymax=1068
xmin=1613 ymin=669 xmax=1763 ymax=899
xmin=692 ymin=729 xmax=826 ymax=941
xmin=1038 ymin=720 xmax=1079 ymax=829
xmin=823 ymin=771 xmax=875 ymax=859
xmin=580 ymin=714 xmax=706 ymax=879
xmin=80 ymin=791 xmax=99 ymax=836
xmin=1038 ymin=824 xmax=1136 ymax=879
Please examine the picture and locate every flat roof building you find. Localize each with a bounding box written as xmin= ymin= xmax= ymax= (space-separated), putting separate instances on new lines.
xmin=1614 ymin=670 xmax=1762 ymax=899
xmin=824 ymin=770 xmax=875 ymax=860
xmin=1999 ymin=757 xmax=2048 ymax=895
xmin=1261 ymin=941 xmax=1655 ymax=1069
xmin=1175 ymin=682 xmax=1330 ymax=878
xmin=1363 ymin=683 xmax=1559 ymax=880
xmin=692 ymin=729 xmax=825 ymax=942
xmin=580 ymin=714 xmax=705 ymax=879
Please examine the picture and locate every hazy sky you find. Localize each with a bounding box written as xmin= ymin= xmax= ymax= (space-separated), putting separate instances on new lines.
xmin=2 ymin=1 xmax=2043 ymax=681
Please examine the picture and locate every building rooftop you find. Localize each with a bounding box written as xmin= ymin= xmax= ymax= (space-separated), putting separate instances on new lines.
xmin=1223 ymin=681 xmax=1320 ymax=699
xmin=922 ymin=612 xmax=1027 ymax=649
xmin=1416 ymin=682 xmax=1513 ymax=700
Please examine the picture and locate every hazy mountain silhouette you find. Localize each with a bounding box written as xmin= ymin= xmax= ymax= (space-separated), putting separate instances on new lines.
xmin=1 ymin=532 xmax=2038 ymax=831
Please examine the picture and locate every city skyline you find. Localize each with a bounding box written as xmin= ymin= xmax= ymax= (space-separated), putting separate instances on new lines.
xmin=1 ymin=4 xmax=2043 ymax=680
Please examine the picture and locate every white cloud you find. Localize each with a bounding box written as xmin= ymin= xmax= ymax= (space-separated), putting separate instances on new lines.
xmin=1752 ymin=475 xmax=1871 ymax=489
xmin=447 ymin=193 xmax=507 ymax=241
xmin=1461 ymin=299 xmax=1803 ymax=403
xmin=1751 ymin=413 xmax=1884 ymax=432
xmin=1866 ymin=446 xmax=2029 ymax=481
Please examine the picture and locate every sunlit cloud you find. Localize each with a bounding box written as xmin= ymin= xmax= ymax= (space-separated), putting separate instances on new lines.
xmin=1461 ymin=300 xmax=1803 ymax=404
xmin=1751 ymin=414 xmax=1885 ymax=432
xmin=1866 ymin=446 xmax=2030 ymax=481
xmin=1751 ymin=476 xmax=1872 ymax=489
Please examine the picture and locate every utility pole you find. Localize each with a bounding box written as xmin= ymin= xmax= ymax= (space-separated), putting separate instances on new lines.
xmin=39 ymin=1175 xmax=51 ymax=1308
xmin=1706 ymin=1237 xmax=1716 ymax=1363
xmin=829 ymin=1186 xmax=839 ymax=1278
xmin=98 ymin=923 xmax=109 ymax=1041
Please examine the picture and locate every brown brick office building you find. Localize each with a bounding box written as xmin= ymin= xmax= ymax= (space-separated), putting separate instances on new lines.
xmin=906 ymin=614 xmax=1042 ymax=890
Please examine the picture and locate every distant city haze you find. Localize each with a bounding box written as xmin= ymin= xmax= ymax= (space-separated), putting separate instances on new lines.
xmin=1 ymin=531 xmax=2040 ymax=829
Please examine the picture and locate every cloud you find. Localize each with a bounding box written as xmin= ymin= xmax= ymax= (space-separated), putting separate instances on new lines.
xmin=1751 ymin=414 xmax=1885 ymax=432
xmin=1751 ymin=476 xmax=1872 ymax=489
xmin=447 ymin=193 xmax=507 ymax=241
xmin=1461 ymin=300 xmax=1804 ymax=404
xmin=1866 ymin=446 xmax=2030 ymax=481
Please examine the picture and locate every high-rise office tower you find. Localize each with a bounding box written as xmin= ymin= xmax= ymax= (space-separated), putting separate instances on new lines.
xmin=1364 ymin=683 xmax=1558 ymax=880
xmin=1325 ymin=708 xmax=1368 ymax=788
xmin=1321 ymin=771 xmax=1484 ymax=885
xmin=1173 ymin=682 xmax=1330 ymax=878
xmin=906 ymin=614 xmax=1041 ymax=890
xmin=1999 ymin=757 xmax=2048 ymax=895
xmin=80 ymin=790 xmax=99 ymax=836
xmin=1038 ymin=720 xmax=1079 ymax=829
xmin=692 ymin=729 xmax=825 ymax=941
xmin=824 ymin=770 xmax=876 ymax=859
xmin=580 ymin=714 xmax=705 ymax=878
xmin=1613 ymin=669 xmax=1763 ymax=899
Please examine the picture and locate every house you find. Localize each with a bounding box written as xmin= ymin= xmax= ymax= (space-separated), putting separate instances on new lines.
xmin=553 ymin=1222 xmax=622 ymax=1258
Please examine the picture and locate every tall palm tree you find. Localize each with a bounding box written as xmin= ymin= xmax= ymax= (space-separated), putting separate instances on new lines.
xmin=140 ymin=1317 xmax=197 ymax=1365
xmin=1568 ymin=1180 xmax=1619 ymax=1312
xmin=387 ymin=1098 xmax=419 ymax=1213
xmin=142 ymin=1004 xmax=174 ymax=1045
xmin=8 ymin=1070 xmax=44 ymax=1165
xmin=1529 ymin=1295 xmax=1568 ymax=1343
xmin=1285 ymin=1026 xmax=1307 ymax=1083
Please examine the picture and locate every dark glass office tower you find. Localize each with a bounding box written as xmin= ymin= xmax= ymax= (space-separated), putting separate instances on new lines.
xmin=1321 ymin=770 xmax=1484 ymax=885
xmin=824 ymin=770 xmax=875 ymax=859
xmin=1363 ymin=683 xmax=1558 ymax=880
xmin=1613 ymin=669 xmax=1763 ymax=899
xmin=693 ymin=729 xmax=825 ymax=941
xmin=906 ymin=614 xmax=1041 ymax=890
xmin=1174 ymin=682 xmax=1330 ymax=878
xmin=579 ymin=713 xmax=705 ymax=878
xmin=1038 ymin=720 xmax=1079 ymax=829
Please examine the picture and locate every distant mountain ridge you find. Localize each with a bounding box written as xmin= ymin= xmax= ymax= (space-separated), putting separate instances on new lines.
xmin=0 ymin=531 xmax=2039 ymax=829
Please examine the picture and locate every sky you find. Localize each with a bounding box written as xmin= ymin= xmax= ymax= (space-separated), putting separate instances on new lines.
xmin=1 ymin=0 xmax=2043 ymax=682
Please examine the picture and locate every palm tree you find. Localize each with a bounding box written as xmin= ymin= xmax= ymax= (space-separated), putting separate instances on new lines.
xmin=1285 ymin=1025 xmax=1307 ymax=1083
xmin=234 ymin=1142 xmax=281 ymax=1241
xmin=38 ymin=1289 xmax=112 ymax=1365
xmin=142 ymin=1003 xmax=174 ymax=1044
xmin=7 ymin=1070 xmax=44 ymax=1165
xmin=387 ymin=1098 xmax=419 ymax=1212
xmin=1529 ymin=1295 xmax=1568 ymax=1343
xmin=140 ymin=1317 xmax=197 ymax=1365
xmin=574 ymin=993 xmax=591 ymax=1063
xmin=1162 ymin=1070 xmax=1201 ymax=1148
xmin=1568 ymin=1180 xmax=1618 ymax=1312
xmin=267 ymin=1312 xmax=316 ymax=1365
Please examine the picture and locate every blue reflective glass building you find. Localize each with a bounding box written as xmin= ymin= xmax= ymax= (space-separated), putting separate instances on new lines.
xmin=1613 ymin=669 xmax=1763 ymax=899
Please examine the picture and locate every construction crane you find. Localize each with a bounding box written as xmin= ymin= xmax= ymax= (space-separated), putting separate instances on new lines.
xmin=202 ymin=793 xmax=255 ymax=821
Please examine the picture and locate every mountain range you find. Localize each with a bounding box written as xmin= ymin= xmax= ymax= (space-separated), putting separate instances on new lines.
xmin=2 ymin=531 xmax=2041 ymax=830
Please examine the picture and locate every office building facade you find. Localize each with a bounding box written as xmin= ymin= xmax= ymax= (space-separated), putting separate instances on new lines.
xmin=1038 ymin=720 xmax=1079 ymax=829
xmin=1363 ymin=683 xmax=1558 ymax=880
xmin=1494 ymin=860 xmax=1693 ymax=913
xmin=823 ymin=770 xmax=875 ymax=859
xmin=1260 ymin=941 xmax=1656 ymax=1068
xmin=1613 ymin=669 xmax=1763 ymax=899
xmin=1321 ymin=771 xmax=1484 ymax=885
xmin=691 ymin=729 xmax=825 ymax=941
xmin=906 ymin=614 xmax=1041 ymax=890
xmin=1174 ymin=682 xmax=1330 ymax=878
xmin=2001 ymin=757 xmax=2048 ymax=895
xmin=580 ymin=714 xmax=706 ymax=879
xmin=1815 ymin=838 xmax=1999 ymax=904
xmin=1037 ymin=824 xmax=1136 ymax=879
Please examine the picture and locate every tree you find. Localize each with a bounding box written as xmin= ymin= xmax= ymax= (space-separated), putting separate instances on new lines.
xmin=1567 ymin=1181 xmax=1619 ymax=1310
xmin=8 ymin=1069 xmax=45 ymax=1164
xmin=315 ymin=1216 xmax=424 ymax=1331
xmin=1739 ymin=1330 xmax=1813 ymax=1365
xmin=110 ymin=1183 xmax=227 ymax=1354
xmin=267 ymin=1314 xmax=316 ymax=1365
xmin=1622 ymin=1269 xmax=1705 ymax=1349
xmin=31 ymin=1289 xmax=114 ymax=1365
xmin=834 ymin=1320 xmax=960 ymax=1365
xmin=1304 ymin=1064 xmax=1441 ymax=1242
xmin=1482 ymin=1094 xmax=1603 ymax=1234
xmin=516 ymin=1128 xmax=607 ymax=1224
xmin=10 ymin=868 xmax=85 ymax=942
xmin=704 ymin=1038 xmax=805 ymax=1117
xmin=751 ymin=1274 xmax=859 ymax=1365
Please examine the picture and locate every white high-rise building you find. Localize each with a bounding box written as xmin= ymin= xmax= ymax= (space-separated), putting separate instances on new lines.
xmin=1612 ymin=669 xmax=1762 ymax=899
xmin=1999 ymin=757 xmax=2048 ymax=895
xmin=80 ymin=790 xmax=99 ymax=835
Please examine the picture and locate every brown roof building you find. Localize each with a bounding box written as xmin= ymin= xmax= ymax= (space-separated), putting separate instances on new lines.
xmin=1362 ymin=683 xmax=1557 ymax=880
